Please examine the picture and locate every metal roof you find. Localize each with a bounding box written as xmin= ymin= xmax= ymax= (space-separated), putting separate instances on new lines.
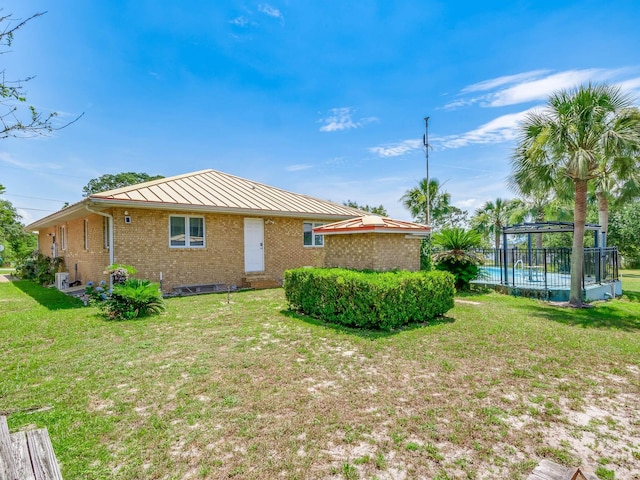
xmin=313 ymin=215 xmax=430 ymax=235
xmin=25 ymin=169 xmax=365 ymax=230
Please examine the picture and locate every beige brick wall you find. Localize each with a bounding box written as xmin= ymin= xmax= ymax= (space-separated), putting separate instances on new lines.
xmin=37 ymin=215 xmax=111 ymax=284
xmin=324 ymin=233 xmax=421 ymax=272
xmin=37 ymin=210 xmax=420 ymax=290
xmin=264 ymin=217 xmax=325 ymax=282
xmin=324 ymin=234 xmax=376 ymax=270
xmin=112 ymin=209 xmax=329 ymax=292
xmin=38 ymin=208 xmax=332 ymax=292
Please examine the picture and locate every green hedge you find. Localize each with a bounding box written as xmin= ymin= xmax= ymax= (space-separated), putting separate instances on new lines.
xmin=283 ymin=268 xmax=455 ymax=330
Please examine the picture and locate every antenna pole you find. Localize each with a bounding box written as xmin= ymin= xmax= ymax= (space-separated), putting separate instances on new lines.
xmin=423 ymin=116 xmax=430 ymax=227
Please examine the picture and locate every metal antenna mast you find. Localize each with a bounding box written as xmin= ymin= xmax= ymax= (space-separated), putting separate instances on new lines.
xmin=423 ymin=117 xmax=430 ymax=227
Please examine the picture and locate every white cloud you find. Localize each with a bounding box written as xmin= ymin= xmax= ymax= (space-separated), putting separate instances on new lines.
xmin=325 ymin=156 xmax=347 ymax=166
xmin=487 ymin=69 xmax=605 ymax=106
xmin=0 ymin=152 xmax=62 ymax=170
xmin=318 ymin=107 xmax=378 ymax=132
xmin=442 ymin=97 xmax=481 ymax=110
xmin=16 ymin=208 xmax=35 ymax=226
xmin=435 ymin=108 xmax=535 ymax=149
xmin=461 ymin=70 xmax=550 ymax=93
xmin=286 ymin=164 xmax=312 ymax=171
xmin=258 ymin=4 xmax=283 ymax=20
xmin=446 ymin=68 xmax=640 ymax=110
xmin=455 ymin=198 xmax=480 ymax=209
xmin=369 ymin=139 xmax=422 ymax=157
xmin=617 ymin=77 xmax=640 ymax=99
xmin=229 ymin=16 xmax=250 ymax=27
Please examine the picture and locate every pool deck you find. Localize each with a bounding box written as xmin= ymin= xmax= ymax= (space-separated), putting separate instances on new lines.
xmin=472 ymin=276 xmax=622 ymax=301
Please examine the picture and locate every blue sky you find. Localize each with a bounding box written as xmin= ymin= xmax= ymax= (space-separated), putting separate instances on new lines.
xmin=2 ymin=0 xmax=640 ymax=224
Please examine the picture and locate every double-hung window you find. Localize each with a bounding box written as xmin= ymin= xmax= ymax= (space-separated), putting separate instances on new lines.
xmin=170 ymin=216 xmax=205 ymax=248
xmin=303 ymin=221 xmax=325 ymax=247
xmin=60 ymin=225 xmax=67 ymax=251
xmin=84 ymin=219 xmax=89 ymax=250
xmin=103 ymin=217 xmax=110 ymax=250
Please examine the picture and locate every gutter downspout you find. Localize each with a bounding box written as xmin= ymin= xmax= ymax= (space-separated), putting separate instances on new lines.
xmin=85 ymin=204 xmax=114 ymax=290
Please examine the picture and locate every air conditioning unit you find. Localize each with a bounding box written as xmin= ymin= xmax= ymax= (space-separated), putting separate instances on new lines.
xmin=55 ymin=272 xmax=69 ymax=290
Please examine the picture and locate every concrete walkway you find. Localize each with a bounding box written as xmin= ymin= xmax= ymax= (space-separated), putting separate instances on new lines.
xmin=0 ymin=274 xmax=16 ymax=283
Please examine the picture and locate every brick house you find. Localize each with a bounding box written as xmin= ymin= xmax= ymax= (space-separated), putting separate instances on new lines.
xmin=313 ymin=215 xmax=430 ymax=272
xmin=25 ymin=169 xmax=366 ymax=293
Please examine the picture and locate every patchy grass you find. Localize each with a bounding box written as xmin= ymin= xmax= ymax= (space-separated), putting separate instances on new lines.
xmin=1 ymin=274 xmax=640 ymax=479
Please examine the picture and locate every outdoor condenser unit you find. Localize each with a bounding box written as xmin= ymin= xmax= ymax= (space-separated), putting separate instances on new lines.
xmin=55 ymin=272 xmax=69 ymax=290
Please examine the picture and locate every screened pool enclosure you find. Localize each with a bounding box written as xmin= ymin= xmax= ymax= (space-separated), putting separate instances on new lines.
xmin=471 ymin=222 xmax=621 ymax=301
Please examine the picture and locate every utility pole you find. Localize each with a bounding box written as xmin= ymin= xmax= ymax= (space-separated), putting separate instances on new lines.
xmin=423 ymin=117 xmax=430 ymax=227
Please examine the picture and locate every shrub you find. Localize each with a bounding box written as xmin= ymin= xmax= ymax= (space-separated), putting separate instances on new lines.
xmin=104 ymin=263 xmax=137 ymax=285
xmin=420 ymin=237 xmax=433 ymax=271
xmin=284 ymin=268 xmax=455 ymax=330
xmin=99 ymin=279 xmax=165 ymax=320
xmin=84 ymin=280 xmax=109 ymax=304
xmin=15 ymin=252 xmax=65 ymax=286
xmin=431 ymin=228 xmax=483 ymax=290
xmin=434 ymin=259 xmax=480 ymax=290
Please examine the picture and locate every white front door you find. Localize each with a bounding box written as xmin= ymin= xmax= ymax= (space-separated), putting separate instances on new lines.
xmin=244 ymin=218 xmax=264 ymax=272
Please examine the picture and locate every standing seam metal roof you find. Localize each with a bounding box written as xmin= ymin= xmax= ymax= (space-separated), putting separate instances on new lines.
xmin=313 ymin=215 xmax=431 ymax=234
xmin=89 ymin=169 xmax=364 ymax=217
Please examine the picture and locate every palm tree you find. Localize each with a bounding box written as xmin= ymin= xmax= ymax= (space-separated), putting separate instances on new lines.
xmin=472 ymin=198 xmax=520 ymax=249
xmin=401 ymin=178 xmax=453 ymax=228
xmin=511 ymin=83 xmax=640 ymax=306
xmin=592 ymin=108 xmax=640 ymax=245
xmin=431 ymin=227 xmax=483 ymax=290
xmin=509 ymin=188 xmax=573 ymax=248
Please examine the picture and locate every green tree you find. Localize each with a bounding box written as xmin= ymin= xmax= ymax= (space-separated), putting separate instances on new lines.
xmin=608 ymin=200 xmax=640 ymax=267
xmin=1 ymin=12 xmax=81 ymax=138
xmin=0 ymin=188 xmax=37 ymax=265
xmin=342 ymin=200 xmax=387 ymax=216
xmin=508 ymin=188 xmax=574 ymax=248
xmin=401 ymin=177 xmax=456 ymax=229
xmin=82 ymin=172 xmax=165 ymax=196
xmin=471 ymin=198 xmax=520 ymax=249
xmin=591 ymin=107 xmax=640 ymax=245
xmin=511 ymin=83 xmax=640 ymax=306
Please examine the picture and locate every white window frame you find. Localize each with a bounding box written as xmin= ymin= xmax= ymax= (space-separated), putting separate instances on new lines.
xmin=169 ymin=215 xmax=206 ymax=248
xmin=103 ymin=217 xmax=110 ymax=250
xmin=84 ymin=219 xmax=89 ymax=250
xmin=303 ymin=221 xmax=326 ymax=247
xmin=60 ymin=225 xmax=67 ymax=251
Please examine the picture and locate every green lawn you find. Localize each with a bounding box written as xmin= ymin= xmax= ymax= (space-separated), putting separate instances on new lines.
xmin=1 ymin=274 xmax=639 ymax=479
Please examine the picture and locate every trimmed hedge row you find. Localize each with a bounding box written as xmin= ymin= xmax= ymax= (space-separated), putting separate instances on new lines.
xmin=283 ymin=268 xmax=455 ymax=330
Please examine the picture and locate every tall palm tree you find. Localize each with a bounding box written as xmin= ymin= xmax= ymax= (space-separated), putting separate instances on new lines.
xmin=472 ymin=198 xmax=520 ymax=249
xmin=511 ymin=83 xmax=640 ymax=306
xmin=401 ymin=177 xmax=452 ymax=228
xmin=509 ymin=187 xmax=573 ymax=248
xmin=592 ymin=107 xmax=640 ymax=245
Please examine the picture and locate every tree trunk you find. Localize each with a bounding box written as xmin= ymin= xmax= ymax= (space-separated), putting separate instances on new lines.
xmin=596 ymin=191 xmax=608 ymax=248
xmin=570 ymin=179 xmax=588 ymax=306
xmin=494 ymin=227 xmax=501 ymax=250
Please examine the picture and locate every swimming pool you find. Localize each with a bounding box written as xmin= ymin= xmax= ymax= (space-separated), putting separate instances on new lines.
xmin=475 ymin=265 xmax=571 ymax=289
